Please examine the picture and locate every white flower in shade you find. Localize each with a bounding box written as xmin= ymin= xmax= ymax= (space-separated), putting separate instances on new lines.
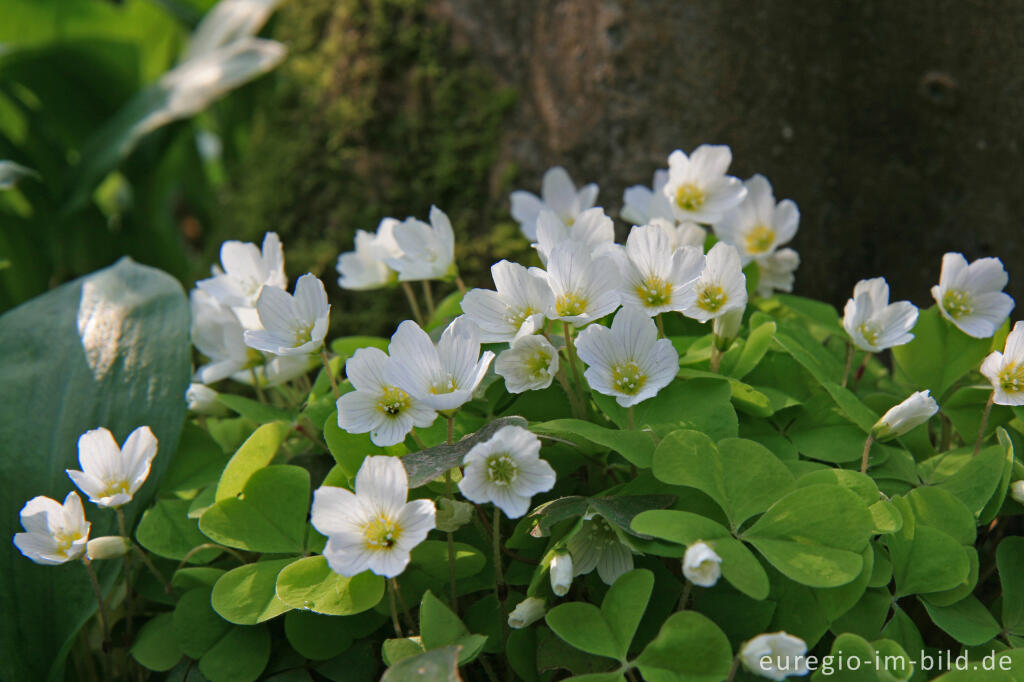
xmin=661 ymin=145 xmax=747 ymax=225
xmin=981 ymin=321 xmax=1024 ymax=406
xmin=549 ymin=552 xmax=573 ymax=597
xmin=13 ymin=493 xmax=90 ymax=565
xmin=311 ymin=456 xmax=435 ymax=578
xmin=566 ymin=515 xmax=634 ymax=585
xmin=575 ymin=305 xmax=679 ymax=407
xmin=682 ymin=541 xmax=722 ymax=587
xmin=336 ymin=218 xmax=402 ymax=290
xmin=543 ymin=241 xmax=622 ymax=327
xmin=740 ymin=632 xmax=810 ymax=681
xmin=66 ymin=427 xmax=158 ymax=508
xmin=388 ymin=316 xmax=495 ymax=411
xmin=337 ymin=347 xmax=437 ymax=446
xmin=1011 ymin=480 xmax=1024 ymax=505
xmin=197 ymin=232 xmax=286 ymax=308
xmin=185 ymin=383 xmax=225 ymax=414
xmin=615 ymin=224 xmax=705 ymax=316
xmin=932 ymin=253 xmax=1014 ymax=338
xmin=871 ymin=391 xmax=939 ymax=442
xmin=508 ymin=597 xmax=546 ymax=629
xmin=244 ymin=273 xmax=330 ymax=356
xmin=461 ymin=260 xmax=554 ymax=343
xmin=386 ymin=206 xmax=457 ymax=282
xmin=652 ymin=218 xmax=708 ymax=252
xmin=258 ymin=355 xmax=317 ymax=387
xmin=458 ymin=425 xmax=556 ymax=518
xmin=682 ymin=242 xmax=748 ymax=323
xmin=495 ymin=335 xmax=560 ymax=393
xmin=510 ymin=166 xmax=599 ymax=241
xmin=622 ymin=168 xmax=673 ymax=226
xmin=534 ymin=207 xmax=616 ymax=264
xmin=756 ymin=248 xmax=800 ymax=298
xmin=842 ymin=278 xmax=919 ymax=352
xmin=191 ymin=289 xmax=260 ymax=383
xmin=714 ymin=175 xmax=799 ymax=265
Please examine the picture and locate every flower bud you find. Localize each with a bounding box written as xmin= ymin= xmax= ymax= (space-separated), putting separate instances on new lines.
xmin=508 ymin=597 xmax=546 ymax=629
xmin=871 ymin=390 xmax=938 ymax=442
xmin=682 ymin=541 xmax=722 ymax=587
xmin=1011 ymin=480 xmax=1024 ymax=505
xmin=740 ymin=631 xmax=809 ymax=681
xmin=549 ymin=552 xmax=573 ymax=597
xmin=186 ymin=383 xmax=225 ymax=415
xmin=434 ymin=498 xmax=474 ymax=533
xmin=86 ymin=536 xmax=131 ymax=560
xmin=712 ymin=308 xmax=744 ymax=352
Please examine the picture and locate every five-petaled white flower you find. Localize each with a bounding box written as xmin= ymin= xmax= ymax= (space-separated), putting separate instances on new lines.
xmin=534 ymin=207 xmax=616 ymax=264
xmin=543 ymin=241 xmax=622 ymax=327
xmin=661 ymin=145 xmax=747 ymax=225
xmin=244 ymin=273 xmax=330 ymax=356
xmin=510 ymin=166 xmax=598 ymax=241
xmin=756 ymin=248 xmax=800 ymax=298
xmin=190 ymin=289 xmax=261 ymax=383
xmin=337 ymin=347 xmax=438 ymax=446
xmin=13 ymin=492 xmax=90 ymax=565
xmin=388 ymin=316 xmax=495 ymax=411
xmin=740 ymin=632 xmax=810 ymax=681
xmin=495 ymin=335 xmax=560 ymax=394
xmin=461 ymin=260 xmax=554 ymax=342
xmin=615 ymin=224 xmax=705 ymax=316
xmin=682 ymin=541 xmax=722 ymax=587
xmin=842 ymin=277 xmax=919 ymax=352
xmin=386 ymin=206 xmax=457 ymax=282
xmin=458 ymin=425 xmax=556 ymax=518
xmin=566 ymin=515 xmax=635 ymax=586
xmin=931 ymin=252 xmax=1014 ymax=338
xmin=682 ymin=242 xmax=748 ymax=323
xmin=981 ymin=321 xmax=1024 ymax=406
xmin=197 ymin=232 xmax=286 ymax=308
xmin=575 ymin=305 xmax=679 ymax=407
xmin=311 ymin=455 xmax=435 ymax=578
xmin=714 ymin=175 xmax=799 ymax=264
xmin=871 ymin=391 xmax=939 ymax=442
xmin=336 ymin=218 xmax=403 ymax=290
xmin=622 ymin=168 xmax=673 ymax=226
xmin=66 ymin=426 xmax=158 ymax=508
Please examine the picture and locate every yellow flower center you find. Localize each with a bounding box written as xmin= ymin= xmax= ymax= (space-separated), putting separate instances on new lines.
xmin=429 ymin=374 xmax=459 ymax=395
xmin=486 ymin=454 xmax=518 ymax=485
xmin=745 ymin=225 xmax=776 ymax=255
xmin=376 ymin=385 xmax=411 ymax=417
xmin=674 ymin=183 xmax=706 ymax=211
xmin=564 ymin=216 xmax=575 ymax=227
xmin=556 ymin=292 xmax=587 ymax=317
xmin=98 ymin=480 xmax=131 ymax=500
xmin=525 ymin=352 xmax=552 ymax=380
xmin=942 ymin=289 xmax=973 ymax=319
xmin=504 ymin=305 xmax=536 ymax=329
xmin=364 ymin=515 xmax=401 ymax=550
xmin=696 ymin=284 xmax=727 ymax=313
xmin=611 ymin=362 xmax=647 ymax=395
xmin=54 ymin=529 xmax=84 ymax=557
xmin=636 ymin=276 xmax=673 ymax=307
xmin=294 ymin=322 xmax=314 ymax=345
xmin=858 ymin=321 xmax=881 ymax=347
xmin=998 ymin=363 xmax=1024 ymax=395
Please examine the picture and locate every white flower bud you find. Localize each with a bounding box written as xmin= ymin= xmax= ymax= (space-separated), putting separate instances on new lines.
xmin=186 ymin=383 xmax=225 ymax=415
xmin=871 ymin=390 xmax=938 ymax=442
xmin=740 ymin=631 xmax=809 ymax=681
xmin=712 ymin=307 xmax=744 ymax=351
xmin=508 ymin=597 xmax=546 ymax=629
xmin=682 ymin=541 xmax=722 ymax=587
xmin=434 ymin=498 xmax=474 ymax=533
xmin=550 ymin=552 xmax=573 ymax=597
xmin=1010 ymin=480 xmax=1024 ymax=505
xmin=86 ymin=536 xmax=131 ymax=560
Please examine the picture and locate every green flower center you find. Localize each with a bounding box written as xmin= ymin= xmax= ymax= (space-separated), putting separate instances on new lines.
xmin=486 ymin=454 xmax=518 ymax=486
xmin=294 ymin=322 xmax=314 ymax=345
xmin=525 ymin=352 xmax=552 ymax=380
xmin=504 ymin=305 xmax=536 ymax=329
xmin=674 ymin=183 xmax=706 ymax=211
xmin=376 ymin=385 xmax=411 ymax=416
xmin=588 ymin=517 xmax=619 ymax=549
xmin=636 ymin=276 xmax=672 ymax=307
xmin=942 ymin=289 xmax=973 ymax=319
xmin=612 ymin=362 xmax=647 ymax=395
xmin=999 ymin=363 xmax=1024 ymax=394
xmin=696 ymin=284 xmax=727 ymax=313
xmin=364 ymin=515 xmax=400 ymax=550
xmin=745 ymin=225 xmax=776 ymax=255
xmin=556 ymin=292 xmax=587 ymax=317
xmin=858 ymin=321 xmax=881 ymax=347
xmin=429 ymin=374 xmax=459 ymax=395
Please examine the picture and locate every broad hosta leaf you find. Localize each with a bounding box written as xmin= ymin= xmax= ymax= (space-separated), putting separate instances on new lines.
xmin=211 ymin=558 xmax=296 ymax=625
xmin=275 ymin=556 xmax=385 ymax=615
xmin=0 ymin=258 xmax=189 ymax=682
xmin=380 ymin=646 xmax=461 ymax=682
xmin=891 ymin=306 xmax=994 ymax=396
xmin=401 ymin=416 xmax=527 ymax=487
xmin=634 ymin=611 xmax=733 ymax=682
xmin=215 ymin=421 xmax=292 ymax=501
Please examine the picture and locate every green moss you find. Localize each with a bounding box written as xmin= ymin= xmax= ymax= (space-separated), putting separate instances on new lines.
xmin=215 ymin=0 xmax=526 ymax=336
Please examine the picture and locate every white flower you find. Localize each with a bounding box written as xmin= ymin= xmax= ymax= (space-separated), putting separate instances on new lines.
xmin=653 ymin=218 xmax=708 ymax=251
xmin=566 ymin=516 xmax=634 ymax=585
xmin=388 ymin=316 xmax=495 ymax=411
xmin=682 ymin=541 xmax=722 ymax=587
xmin=186 ymin=383 xmax=224 ymax=414
xmin=1011 ymin=480 xmax=1024 ymax=505
xmin=682 ymin=242 xmax=748 ymax=323
xmin=337 ymin=347 xmax=437 ymax=446
xmin=311 ymin=455 xmax=435 ymax=578
xmin=981 ymin=321 xmax=1024 ymax=406
xmin=550 ymin=552 xmax=573 ymax=597
xmin=741 ymin=632 xmax=810 ymax=681
xmin=197 ymin=232 xmax=286 ymax=308
xmin=13 ymin=492 xmax=90 ymax=565
xmin=714 ymin=175 xmax=799 ymax=264
xmin=872 ymin=391 xmax=939 ymax=442
xmin=508 ymin=597 xmax=546 ymax=629
xmin=244 ymin=273 xmax=330 ymax=356
xmin=66 ymin=427 xmax=159 ymax=508
xmin=495 ymin=335 xmax=560 ymax=393
xmin=336 ymin=218 xmax=402 ymax=290
xmin=510 ymin=166 xmax=598 ymax=241
xmin=191 ymin=289 xmax=260 ymax=383
xmin=386 ymin=206 xmax=457 ymax=281
xmin=543 ymin=241 xmax=622 ymax=327
xmin=86 ymin=536 xmax=131 ymax=560
xmin=575 ymin=305 xmax=679 ymax=407
xmin=756 ymin=248 xmax=800 ymax=298
xmin=458 ymin=425 xmax=556 ymax=518
xmin=615 ymin=223 xmax=705 ymax=316
xmin=461 ymin=260 xmax=553 ymax=343
xmin=534 ymin=207 xmax=616 ymax=264
xmin=842 ymin=278 xmax=919 ymax=352
xmin=661 ymin=145 xmax=747 ymax=224
xmin=622 ymin=168 xmax=674 ymax=225
xmin=931 ymin=253 xmax=1014 ymax=338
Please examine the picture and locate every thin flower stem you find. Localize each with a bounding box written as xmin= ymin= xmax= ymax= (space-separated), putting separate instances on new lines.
xmin=974 ymin=392 xmax=996 ymax=456
xmin=725 ymin=655 xmax=741 ymax=682
xmin=478 ymin=656 xmax=501 ymax=682
xmin=133 ymin=543 xmax=171 ymax=593
xmin=492 ymin=509 xmax=509 ymax=645
xmin=562 ymin=322 xmax=586 ymax=411
xmin=388 ymin=580 xmax=403 ymax=637
xmin=455 ymin=276 xmax=467 ymax=294
xmin=422 ymin=280 xmax=436 ymax=319
xmin=709 ymin=346 xmax=722 ymax=373
xmin=626 ymin=668 xmax=641 ymax=682
xmin=852 ymin=351 xmax=872 ymax=388
xmin=410 ymin=428 xmax=426 ymax=450
xmin=860 ymin=433 xmax=875 ymax=474
xmin=940 ymin=413 xmax=953 ymax=451
xmin=656 ymin=314 xmax=667 ymax=339
xmin=81 ymin=557 xmax=109 ymax=644
xmin=250 ymin=367 xmax=266 ymax=403
xmin=391 ymin=577 xmax=416 ymax=632
xmin=678 ymin=580 xmax=692 ymax=610
xmin=116 ymin=508 xmax=135 ymax=638
xmin=841 ymin=342 xmax=855 ymax=388
xmin=176 ymin=543 xmax=246 ymax=573
xmin=401 ymin=281 xmax=425 ymax=326
xmin=320 ymin=348 xmax=340 ymax=400
xmin=445 ymin=416 xmax=459 ymax=614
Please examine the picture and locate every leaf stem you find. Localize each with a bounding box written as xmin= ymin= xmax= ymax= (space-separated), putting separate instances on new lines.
xmin=401 ymin=281 xmax=425 ymax=326
xmin=709 ymin=345 xmax=722 ymax=373
xmin=455 ymin=276 xmax=467 ymax=294
xmin=250 ymin=367 xmax=266 ymax=403
xmin=445 ymin=415 xmax=459 ymax=615
xmin=656 ymin=314 xmax=666 ymax=339
xmin=725 ymin=655 xmax=741 ymax=682
xmin=320 ymin=348 xmax=340 ymax=400
xmin=974 ymin=391 xmax=996 ymax=456
xmin=422 ymin=280 xmax=436 ymax=319
xmin=116 ymin=508 xmax=135 ymax=639
xmin=562 ymin=322 xmax=586 ymax=413
xmin=176 ymin=543 xmax=246 ymax=573
xmin=860 ymin=433 xmax=875 ymax=474
xmin=677 ymin=580 xmax=692 ymax=610
xmin=81 ymin=557 xmax=109 ymax=646
xmin=388 ymin=579 xmax=403 ymax=637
